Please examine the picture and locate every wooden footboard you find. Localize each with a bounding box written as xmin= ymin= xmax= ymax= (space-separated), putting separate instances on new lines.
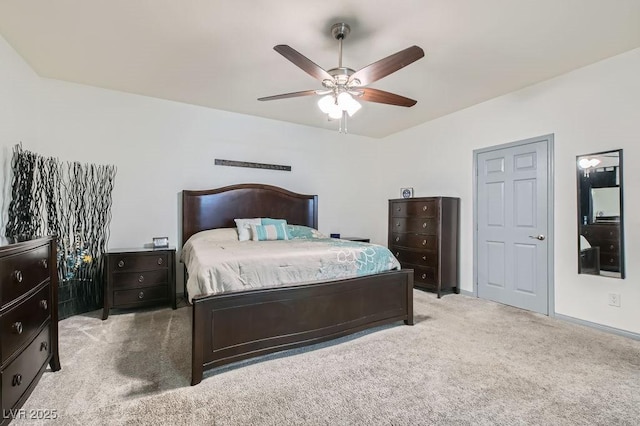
xmin=191 ymin=269 xmax=414 ymax=385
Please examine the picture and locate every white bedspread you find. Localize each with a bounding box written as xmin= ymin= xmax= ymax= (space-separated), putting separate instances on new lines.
xmin=182 ymin=235 xmax=401 ymax=301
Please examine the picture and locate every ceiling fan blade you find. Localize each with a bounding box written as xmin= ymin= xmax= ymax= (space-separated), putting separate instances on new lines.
xmin=274 ymin=45 xmax=333 ymax=82
xmin=349 ymin=46 xmax=424 ymax=86
xmin=358 ymin=88 xmax=417 ymax=107
xmin=258 ymin=90 xmax=320 ymax=101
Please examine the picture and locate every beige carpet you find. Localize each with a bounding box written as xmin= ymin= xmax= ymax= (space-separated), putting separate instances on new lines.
xmin=15 ymin=291 xmax=640 ymax=425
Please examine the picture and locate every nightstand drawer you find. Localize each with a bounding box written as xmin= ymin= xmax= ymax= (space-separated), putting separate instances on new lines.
xmin=113 ymin=286 xmax=168 ymax=306
xmin=109 ymin=253 xmax=169 ymax=272
xmin=0 ymin=245 xmax=50 ymax=307
xmin=111 ymin=269 xmax=169 ymax=290
xmin=1 ymin=284 xmax=50 ymax=364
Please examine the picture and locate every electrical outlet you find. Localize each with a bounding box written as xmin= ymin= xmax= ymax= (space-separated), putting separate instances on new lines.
xmin=608 ymin=293 xmax=621 ymax=307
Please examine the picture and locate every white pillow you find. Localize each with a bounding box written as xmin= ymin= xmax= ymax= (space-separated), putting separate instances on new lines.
xmin=234 ymin=218 xmax=261 ymax=241
xmin=187 ymin=228 xmax=239 ymax=243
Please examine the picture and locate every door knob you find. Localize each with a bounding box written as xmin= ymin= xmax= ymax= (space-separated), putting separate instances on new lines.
xmin=529 ymin=235 xmax=546 ymax=241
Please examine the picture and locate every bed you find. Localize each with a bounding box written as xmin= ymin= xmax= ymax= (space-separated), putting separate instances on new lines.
xmin=182 ymin=183 xmax=414 ymax=385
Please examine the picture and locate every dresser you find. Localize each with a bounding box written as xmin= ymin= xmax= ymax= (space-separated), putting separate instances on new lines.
xmin=388 ymin=197 xmax=460 ymax=298
xmin=103 ymin=248 xmax=176 ymax=320
xmin=581 ymin=223 xmax=621 ymax=273
xmin=0 ymin=236 xmax=60 ymax=424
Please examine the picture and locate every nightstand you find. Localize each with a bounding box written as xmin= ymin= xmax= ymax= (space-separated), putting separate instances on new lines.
xmin=341 ymin=237 xmax=371 ymax=243
xmin=103 ymin=247 xmax=176 ymax=320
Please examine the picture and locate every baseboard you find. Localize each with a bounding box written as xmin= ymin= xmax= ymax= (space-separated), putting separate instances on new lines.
xmin=555 ymin=313 xmax=640 ymax=341
xmin=459 ymin=289 xmax=475 ymax=297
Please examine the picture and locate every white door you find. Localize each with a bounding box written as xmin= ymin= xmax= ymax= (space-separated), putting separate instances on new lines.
xmin=476 ymin=136 xmax=552 ymax=314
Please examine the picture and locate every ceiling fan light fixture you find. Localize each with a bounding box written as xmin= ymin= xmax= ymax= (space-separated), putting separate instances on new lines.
xmin=317 ymin=95 xmax=335 ymax=114
xmin=337 ymin=92 xmax=361 ymax=117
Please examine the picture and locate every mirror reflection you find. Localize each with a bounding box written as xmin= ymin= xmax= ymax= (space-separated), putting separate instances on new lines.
xmin=577 ymin=149 xmax=624 ymax=278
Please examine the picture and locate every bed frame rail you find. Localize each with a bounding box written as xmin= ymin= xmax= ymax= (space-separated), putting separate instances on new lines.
xmin=191 ymin=269 xmax=413 ymax=385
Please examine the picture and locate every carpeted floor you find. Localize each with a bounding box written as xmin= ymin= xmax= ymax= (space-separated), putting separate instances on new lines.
xmin=14 ymin=291 xmax=640 ymax=425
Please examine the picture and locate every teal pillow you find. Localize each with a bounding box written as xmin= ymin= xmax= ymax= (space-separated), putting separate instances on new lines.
xmin=262 ymin=218 xmax=291 ymax=239
xmin=287 ymin=225 xmax=326 ymax=240
xmin=250 ymin=223 xmax=289 ymax=241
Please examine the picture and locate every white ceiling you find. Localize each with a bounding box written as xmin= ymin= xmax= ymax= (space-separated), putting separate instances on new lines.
xmin=1 ymin=1 xmax=639 ymax=138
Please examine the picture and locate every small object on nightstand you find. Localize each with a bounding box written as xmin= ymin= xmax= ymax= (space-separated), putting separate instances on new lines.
xmin=341 ymin=237 xmax=370 ymax=243
xmin=153 ymin=236 xmax=169 ymax=248
xmin=103 ymin=247 xmax=176 ymax=320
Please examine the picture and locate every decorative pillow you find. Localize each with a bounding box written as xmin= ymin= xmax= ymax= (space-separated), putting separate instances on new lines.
xmin=261 ymin=218 xmax=291 ymax=239
xmin=187 ymin=228 xmax=239 ymax=243
xmin=250 ymin=223 xmax=289 ymax=241
xmin=234 ymin=218 xmax=261 ymax=241
xmin=287 ymin=225 xmax=326 ymax=240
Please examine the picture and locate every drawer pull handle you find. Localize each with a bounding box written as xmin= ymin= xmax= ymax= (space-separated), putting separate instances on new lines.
xmin=395 ymin=237 xmax=399 ymax=242
xmin=14 ymin=270 xmax=23 ymax=283
xmin=396 ymin=222 xmax=400 ymax=227
xmin=610 ymin=245 xmax=614 ymax=250
xmin=40 ymin=341 xmax=48 ymax=352
xmin=40 ymin=299 xmax=48 ymax=310
xmin=423 ymin=206 xmax=427 ymax=211
xmin=118 ymin=260 xmax=125 ymax=268
xmin=422 ymin=223 xmax=427 ymax=228
xmin=422 ymin=255 xmax=427 ymax=261
xmin=138 ymin=275 xmax=145 ymax=283
xmin=12 ymin=322 xmax=23 ymax=335
xmin=395 ymin=252 xmax=400 ymax=257
xmin=12 ymin=374 xmax=22 ymax=387
xmin=421 ymin=273 xmax=427 ymax=279
xmin=422 ymin=239 xmax=427 ymax=246
xmin=41 ymin=258 xmax=48 ymax=269
xmin=610 ymin=258 xmax=615 ymax=264
xmin=397 ymin=207 xmax=401 ymax=212
xmin=157 ymin=257 xmax=163 ymax=265
xmin=138 ymin=291 xmax=145 ymax=299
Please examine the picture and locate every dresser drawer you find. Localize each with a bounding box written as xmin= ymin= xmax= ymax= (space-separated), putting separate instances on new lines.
xmin=391 ymin=218 xmax=438 ymax=235
xmin=410 ymin=265 xmax=437 ymax=285
xmin=0 ymin=245 xmax=50 ymax=307
xmin=113 ymin=286 xmax=168 ymax=306
xmin=1 ymin=325 xmax=50 ymax=411
xmin=111 ymin=269 xmax=169 ymax=290
xmin=391 ymin=200 xmax=437 ymax=218
xmin=1 ymin=284 xmax=50 ymax=364
xmin=390 ymin=233 xmax=437 ymax=250
xmin=391 ymin=248 xmax=438 ymax=267
xmin=600 ymin=254 xmax=620 ymax=270
xmin=109 ymin=253 xmax=169 ymax=272
xmin=582 ymin=225 xmax=619 ymax=241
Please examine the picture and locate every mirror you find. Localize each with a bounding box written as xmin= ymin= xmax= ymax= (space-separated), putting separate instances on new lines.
xmin=577 ymin=149 xmax=625 ymax=278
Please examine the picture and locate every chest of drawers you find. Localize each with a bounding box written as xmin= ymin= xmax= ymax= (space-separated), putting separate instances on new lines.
xmin=103 ymin=248 xmax=176 ymax=320
xmin=581 ymin=223 xmax=621 ymax=273
xmin=0 ymin=236 xmax=60 ymax=424
xmin=388 ymin=197 xmax=460 ymax=298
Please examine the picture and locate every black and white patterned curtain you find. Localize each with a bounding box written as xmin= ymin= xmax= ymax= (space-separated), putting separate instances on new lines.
xmin=5 ymin=144 xmax=116 ymax=318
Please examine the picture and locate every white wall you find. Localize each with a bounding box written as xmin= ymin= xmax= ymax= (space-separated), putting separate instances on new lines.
xmin=378 ymin=48 xmax=640 ymax=334
xmin=0 ymin=35 xmax=41 ymax=235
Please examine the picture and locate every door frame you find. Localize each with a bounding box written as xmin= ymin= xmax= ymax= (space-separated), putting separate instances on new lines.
xmin=472 ymin=134 xmax=555 ymax=316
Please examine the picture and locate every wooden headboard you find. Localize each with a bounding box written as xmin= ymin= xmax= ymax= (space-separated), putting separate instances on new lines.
xmin=182 ymin=183 xmax=318 ymax=246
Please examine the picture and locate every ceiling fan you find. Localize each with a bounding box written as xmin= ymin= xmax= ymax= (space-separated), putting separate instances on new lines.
xmin=258 ymin=23 xmax=425 ymax=133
